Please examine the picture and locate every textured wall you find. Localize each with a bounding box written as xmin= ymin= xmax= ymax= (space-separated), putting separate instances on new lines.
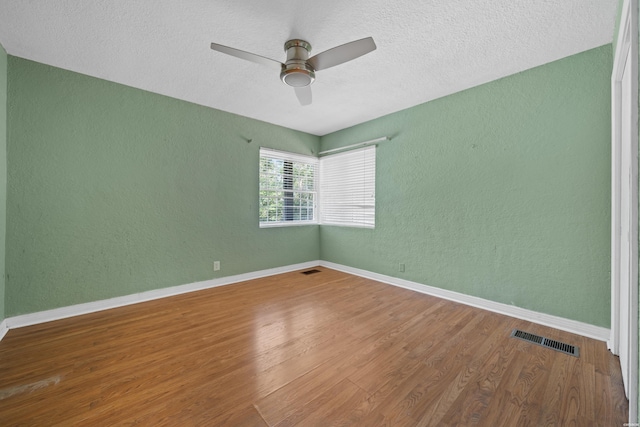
xmin=320 ymin=45 xmax=612 ymax=327
xmin=6 ymin=57 xmax=320 ymax=316
xmin=0 ymin=43 xmax=6 ymax=322
xmin=3 ymin=46 xmax=613 ymax=328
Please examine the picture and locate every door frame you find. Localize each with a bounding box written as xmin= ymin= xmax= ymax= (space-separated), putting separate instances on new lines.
xmin=611 ymin=0 xmax=639 ymax=421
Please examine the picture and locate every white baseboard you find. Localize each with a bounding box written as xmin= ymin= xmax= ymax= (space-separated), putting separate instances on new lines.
xmin=0 ymin=260 xmax=611 ymax=344
xmin=0 ymin=319 xmax=8 ymax=341
xmin=320 ymin=261 xmax=611 ymax=342
xmin=3 ymin=261 xmax=321 ymax=332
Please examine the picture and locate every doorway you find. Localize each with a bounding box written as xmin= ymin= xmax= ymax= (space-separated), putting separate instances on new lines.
xmin=611 ymin=0 xmax=639 ymax=422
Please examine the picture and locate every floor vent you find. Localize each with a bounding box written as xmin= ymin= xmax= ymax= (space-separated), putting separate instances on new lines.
xmin=301 ymin=269 xmax=321 ymax=275
xmin=510 ymin=329 xmax=579 ymax=357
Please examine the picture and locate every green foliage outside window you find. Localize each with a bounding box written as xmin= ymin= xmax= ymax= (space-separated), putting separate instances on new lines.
xmin=259 ymin=156 xmax=316 ymax=224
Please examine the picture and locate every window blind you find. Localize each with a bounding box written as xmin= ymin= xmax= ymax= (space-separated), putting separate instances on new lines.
xmin=319 ymin=146 xmax=376 ymax=228
xmin=259 ymin=148 xmax=318 ymax=227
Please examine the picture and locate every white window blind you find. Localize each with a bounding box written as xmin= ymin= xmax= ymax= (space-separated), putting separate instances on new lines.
xmin=319 ymin=146 xmax=376 ymax=228
xmin=259 ymin=148 xmax=318 ymax=227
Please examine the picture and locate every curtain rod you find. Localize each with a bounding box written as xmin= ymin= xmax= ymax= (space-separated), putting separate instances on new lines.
xmin=318 ymin=136 xmax=390 ymax=156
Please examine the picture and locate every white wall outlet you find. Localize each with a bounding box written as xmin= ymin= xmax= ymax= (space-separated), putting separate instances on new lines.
xmin=214 ymin=261 xmax=220 ymax=271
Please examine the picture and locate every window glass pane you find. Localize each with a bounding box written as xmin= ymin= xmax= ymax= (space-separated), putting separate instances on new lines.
xmin=259 ymin=149 xmax=317 ymax=226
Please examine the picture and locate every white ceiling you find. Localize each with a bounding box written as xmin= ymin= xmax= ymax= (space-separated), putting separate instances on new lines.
xmin=0 ymin=0 xmax=618 ymax=136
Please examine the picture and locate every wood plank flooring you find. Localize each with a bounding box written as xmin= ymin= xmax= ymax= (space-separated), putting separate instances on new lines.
xmin=0 ymin=268 xmax=629 ymax=425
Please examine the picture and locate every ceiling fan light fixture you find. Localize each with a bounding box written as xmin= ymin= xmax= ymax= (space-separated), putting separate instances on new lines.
xmin=281 ymin=39 xmax=315 ymax=87
xmin=280 ymin=64 xmax=315 ymax=87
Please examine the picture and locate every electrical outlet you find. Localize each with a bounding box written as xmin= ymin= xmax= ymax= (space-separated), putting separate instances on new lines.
xmin=214 ymin=261 xmax=220 ymax=271
xmin=399 ymin=263 xmax=405 ymax=272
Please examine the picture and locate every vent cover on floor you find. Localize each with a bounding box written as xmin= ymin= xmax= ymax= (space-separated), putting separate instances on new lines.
xmin=510 ymin=329 xmax=579 ymax=357
xmin=301 ymin=269 xmax=321 ymax=275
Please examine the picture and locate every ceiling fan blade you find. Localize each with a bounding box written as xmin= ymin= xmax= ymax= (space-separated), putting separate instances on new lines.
xmin=210 ymin=43 xmax=283 ymax=70
xmin=307 ymin=37 xmax=376 ymax=71
xmin=295 ymin=86 xmax=312 ymax=106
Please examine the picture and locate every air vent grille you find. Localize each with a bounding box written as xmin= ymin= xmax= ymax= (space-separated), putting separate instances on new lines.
xmin=510 ymin=329 xmax=579 ymax=357
xmin=301 ymin=269 xmax=321 ymax=275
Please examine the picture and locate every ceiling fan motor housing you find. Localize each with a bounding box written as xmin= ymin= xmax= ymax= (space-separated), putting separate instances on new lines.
xmin=280 ymin=39 xmax=315 ymax=87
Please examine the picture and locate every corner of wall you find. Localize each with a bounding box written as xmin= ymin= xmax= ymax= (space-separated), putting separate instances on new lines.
xmin=614 ymin=0 xmax=625 ymax=53
xmin=0 ymin=42 xmax=7 ymax=324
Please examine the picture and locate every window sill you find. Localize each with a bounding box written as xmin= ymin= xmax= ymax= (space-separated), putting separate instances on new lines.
xmin=259 ymin=221 xmax=319 ymax=228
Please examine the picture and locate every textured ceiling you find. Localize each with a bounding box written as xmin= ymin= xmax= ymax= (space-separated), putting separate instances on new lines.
xmin=0 ymin=0 xmax=618 ymax=136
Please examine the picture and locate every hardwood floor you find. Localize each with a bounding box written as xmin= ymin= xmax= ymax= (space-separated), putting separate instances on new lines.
xmin=0 ymin=268 xmax=628 ymax=426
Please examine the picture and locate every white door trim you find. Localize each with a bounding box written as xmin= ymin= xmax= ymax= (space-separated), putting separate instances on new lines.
xmin=611 ymin=0 xmax=639 ymax=421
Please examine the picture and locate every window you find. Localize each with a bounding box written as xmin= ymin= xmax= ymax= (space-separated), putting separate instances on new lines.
xmin=259 ymin=148 xmax=318 ymax=227
xmin=259 ymin=146 xmax=376 ymax=228
xmin=319 ymin=146 xmax=376 ymax=228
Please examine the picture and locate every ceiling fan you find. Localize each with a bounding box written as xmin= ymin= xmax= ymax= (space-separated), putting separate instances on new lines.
xmin=210 ymin=37 xmax=376 ymax=106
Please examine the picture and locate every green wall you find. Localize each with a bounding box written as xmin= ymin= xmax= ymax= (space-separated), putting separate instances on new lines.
xmin=0 ymin=43 xmax=6 ymax=322
xmin=4 ymin=45 xmax=613 ymax=329
xmin=320 ymin=45 xmax=612 ymax=327
xmin=6 ymin=57 xmax=320 ymax=316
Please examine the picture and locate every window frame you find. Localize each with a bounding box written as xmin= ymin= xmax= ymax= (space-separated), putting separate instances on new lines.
xmin=318 ymin=145 xmax=376 ymax=229
xmin=259 ymin=148 xmax=318 ymax=228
